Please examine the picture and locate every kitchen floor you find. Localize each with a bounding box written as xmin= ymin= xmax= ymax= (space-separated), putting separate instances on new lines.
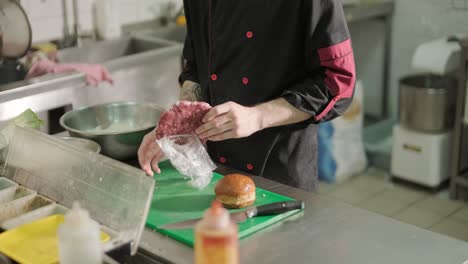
xmin=318 ymin=168 xmax=468 ymax=242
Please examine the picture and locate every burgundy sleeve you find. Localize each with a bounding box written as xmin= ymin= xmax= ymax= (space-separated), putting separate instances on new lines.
xmin=281 ymin=0 xmax=356 ymax=123
xmin=178 ymin=2 xmax=199 ymax=86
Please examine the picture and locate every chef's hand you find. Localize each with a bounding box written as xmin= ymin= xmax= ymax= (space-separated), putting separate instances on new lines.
xmin=195 ymin=101 xmax=262 ymax=141
xmin=138 ymin=129 xmax=164 ymax=176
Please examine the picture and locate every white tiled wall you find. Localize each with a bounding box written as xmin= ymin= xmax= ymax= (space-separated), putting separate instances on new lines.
xmin=19 ymin=0 xmax=182 ymax=43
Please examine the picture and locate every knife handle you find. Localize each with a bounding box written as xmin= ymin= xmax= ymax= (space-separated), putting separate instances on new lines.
xmin=255 ymin=201 xmax=304 ymax=217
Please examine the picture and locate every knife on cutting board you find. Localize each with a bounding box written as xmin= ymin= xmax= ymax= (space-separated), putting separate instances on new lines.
xmin=159 ymin=200 xmax=305 ymax=230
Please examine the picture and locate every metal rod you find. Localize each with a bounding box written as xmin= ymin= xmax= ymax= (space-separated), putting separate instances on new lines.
xmin=61 ymin=0 xmax=70 ymax=42
xmin=72 ymin=0 xmax=81 ymax=47
xmin=449 ymin=40 xmax=468 ymax=199
xmin=382 ymin=13 xmax=393 ymax=118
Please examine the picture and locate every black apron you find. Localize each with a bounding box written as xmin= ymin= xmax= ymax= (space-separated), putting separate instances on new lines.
xmin=180 ymin=0 xmax=356 ymax=192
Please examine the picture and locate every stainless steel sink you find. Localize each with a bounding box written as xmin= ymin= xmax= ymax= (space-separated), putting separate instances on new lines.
xmin=71 ymin=43 xmax=183 ymax=111
xmin=139 ymin=25 xmax=187 ymax=43
xmin=57 ymin=37 xmax=171 ymax=64
xmin=0 ymin=34 xmax=182 ymax=131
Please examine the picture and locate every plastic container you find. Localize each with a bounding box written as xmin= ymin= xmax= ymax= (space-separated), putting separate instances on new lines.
xmin=0 ymin=187 xmax=40 ymax=222
xmin=1 ymin=203 xmax=67 ymax=230
xmin=58 ymin=202 xmax=102 ymax=264
xmin=1 ymin=203 xmax=118 ymax=249
xmin=0 ymin=214 xmax=110 ymax=264
xmin=57 ymin=137 xmax=101 ymax=153
xmin=0 ymin=178 xmax=18 ymax=204
xmin=3 ymin=126 xmax=155 ymax=254
xmin=363 ymin=119 xmax=396 ymax=171
xmin=95 ymin=0 xmax=121 ymax=40
xmin=194 ymin=201 xmax=238 ymax=264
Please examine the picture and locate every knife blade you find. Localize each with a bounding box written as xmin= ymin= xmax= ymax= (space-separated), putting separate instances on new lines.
xmin=159 ymin=200 xmax=304 ymax=230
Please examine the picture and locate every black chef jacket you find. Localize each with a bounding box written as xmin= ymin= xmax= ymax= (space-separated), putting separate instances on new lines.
xmin=179 ymin=0 xmax=356 ymax=192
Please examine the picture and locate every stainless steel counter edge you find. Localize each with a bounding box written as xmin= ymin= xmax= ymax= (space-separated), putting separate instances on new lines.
xmin=140 ymin=170 xmax=468 ymax=264
xmin=0 ymin=73 xmax=86 ymax=104
xmin=0 ymin=72 xmax=87 ymax=122
xmin=0 ymin=44 xmax=183 ymax=103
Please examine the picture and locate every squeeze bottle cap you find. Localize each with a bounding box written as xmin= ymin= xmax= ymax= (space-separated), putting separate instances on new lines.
xmin=202 ymin=200 xmax=230 ymax=229
xmin=63 ymin=201 xmax=93 ymax=228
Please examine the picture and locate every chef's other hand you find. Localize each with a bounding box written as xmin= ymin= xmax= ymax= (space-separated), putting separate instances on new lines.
xmin=138 ymin=129 xmax=164 ymax=176
xmin=195 ymin=101 xmax=262 ymax=141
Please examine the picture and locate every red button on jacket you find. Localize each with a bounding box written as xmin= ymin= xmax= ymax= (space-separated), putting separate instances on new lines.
xmin=210 ymin=74 xmax=218 ymax=81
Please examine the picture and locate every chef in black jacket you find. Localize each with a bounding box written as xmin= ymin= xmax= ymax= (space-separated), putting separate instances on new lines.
xmin=139 ymin=0 xmax=356 ymax=192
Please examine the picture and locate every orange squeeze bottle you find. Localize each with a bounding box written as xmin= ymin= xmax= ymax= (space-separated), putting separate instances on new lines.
xmin=194 ymin=200 xmax=238 ymax=264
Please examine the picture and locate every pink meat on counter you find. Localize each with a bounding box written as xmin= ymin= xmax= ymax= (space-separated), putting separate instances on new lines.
xmin=156 ymin=101 xmax=212 ymax=140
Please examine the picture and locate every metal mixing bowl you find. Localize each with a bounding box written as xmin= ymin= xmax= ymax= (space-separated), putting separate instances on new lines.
xmin=60 ymin=102 xmax=164 ymax=160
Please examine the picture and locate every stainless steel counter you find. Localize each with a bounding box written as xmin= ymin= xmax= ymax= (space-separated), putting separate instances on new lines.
xmin=0 ymin=73 xmax=85 ymax=121
xmin=0 ymin=42 xmax=183 ymax=124
xmin=140 ymin=167 xmax=468 ymax=264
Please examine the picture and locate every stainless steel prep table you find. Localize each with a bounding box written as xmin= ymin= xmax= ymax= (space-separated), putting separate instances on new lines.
xmin=140 ymin=166 xmax=468 ymax=264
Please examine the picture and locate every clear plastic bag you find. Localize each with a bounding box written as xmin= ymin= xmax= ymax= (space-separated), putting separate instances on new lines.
xmin=157 ymin=134 xmax=216 ymax=189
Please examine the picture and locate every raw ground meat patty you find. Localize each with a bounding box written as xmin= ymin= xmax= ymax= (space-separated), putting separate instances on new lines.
xmin=156 ymin=101 xmax=212 ymax=140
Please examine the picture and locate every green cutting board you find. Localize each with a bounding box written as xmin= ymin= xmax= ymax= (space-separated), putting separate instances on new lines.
xmin=146 ymin=161 xmax=301 ymax=247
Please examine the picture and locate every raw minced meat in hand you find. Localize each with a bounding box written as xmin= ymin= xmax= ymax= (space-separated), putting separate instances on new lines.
xmin=155 ymin=101 xmax=212 ymax=140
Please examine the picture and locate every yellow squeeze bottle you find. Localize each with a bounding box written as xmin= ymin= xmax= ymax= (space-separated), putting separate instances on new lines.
xmin=194 ymin=201 xmax=238 ymax=264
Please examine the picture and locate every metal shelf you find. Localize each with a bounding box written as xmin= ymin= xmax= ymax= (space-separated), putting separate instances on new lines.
xmin=344 ymin=1 xmax=395 ymax=23
xmin=344 ymin=1 xmax=395 ymax=120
